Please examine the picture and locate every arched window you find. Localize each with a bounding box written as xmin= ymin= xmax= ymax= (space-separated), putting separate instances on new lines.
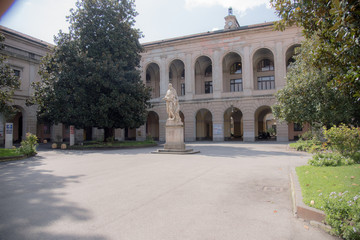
xmin=230 ymin=62 xmax=242 ymax=74
xmin=257 ymin=59 xmax=274 ymax=72
xmin=205 ymin=65 xmax=212 ymax=77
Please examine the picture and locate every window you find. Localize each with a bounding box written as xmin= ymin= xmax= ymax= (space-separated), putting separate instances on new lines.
xmin=257 ymin=59 xmax=274 ymax=72
xmin=230 ymin=79 xmax=243 ymax=92
xmin=257 ymin=76 xmax=275 ymax=90
xmin=205 ymin=65 xmax=212 ymax=77
xmin=181 ymin=83 xmax=185 ymax=96
xmin=13 ymin=69 xmax=20 ymax=77
xmin=294 ymin=123 xmax=303 ymax=132
xmin=230 ymin=62 xmax=242 ymax=74
xmin=205 ymin=81 xmax=213 ymax=94
xmin=181 ymin=69 xmax=185 ymax=79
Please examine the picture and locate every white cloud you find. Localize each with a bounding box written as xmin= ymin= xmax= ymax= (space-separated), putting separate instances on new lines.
xmin=184 ymin=0 xmax=270 ymax=14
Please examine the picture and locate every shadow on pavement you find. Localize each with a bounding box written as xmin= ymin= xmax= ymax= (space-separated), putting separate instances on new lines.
xmin=0 ymin=157 xmax=106 ymax=240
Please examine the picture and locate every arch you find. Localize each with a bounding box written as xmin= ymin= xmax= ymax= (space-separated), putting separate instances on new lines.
xmin=194 ymin=56 xmax=213 ymax=95
xmin=195 ymin=108 xmax=213 ymax=141
xmin=222 ymin=52 xmax=243 ymax=92
xmin=9 ymin=105 xmax=24 ymax=143
xmin=254 ymin=105 xmax=276 ymax=140
xmin=146 ymin=111 xmax=159 ymax=141
xmin=224 ymin=106 xmax=243 ymax=141
xmin=169 ymin=59 xmax=185 ymax=96
xmin=253 ymin=48 xmax=275 ymax=90
xmin=285 ymin=44 xmax=301 ymax=70
xmin=145 ymin=62 xmax=160 ymax=99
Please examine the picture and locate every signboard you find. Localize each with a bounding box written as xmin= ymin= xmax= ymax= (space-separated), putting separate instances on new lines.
xmin=70 ymin=125 xmax=75 ymax=134
xmin=6 ymin=123 xmax=13 ymax=134
xmin=213 ymin=124 xmax=223 ymax=135
xmin=5 ymin=123 xmax=13 ymax=149
xmin=70 ymin=125 xmax=75 ymax=146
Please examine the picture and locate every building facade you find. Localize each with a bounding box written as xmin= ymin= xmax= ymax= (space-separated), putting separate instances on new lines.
xmin=1 ymin=12 xmax=307 ymax=144
xmin=140 ymin=14 xmax=305 ymax=142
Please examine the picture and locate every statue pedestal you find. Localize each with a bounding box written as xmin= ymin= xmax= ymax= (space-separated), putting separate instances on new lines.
xmin=152 ymin=120 xmax=199 ymax=154
xmin=164 ymin=123 xmax=185 ymax=150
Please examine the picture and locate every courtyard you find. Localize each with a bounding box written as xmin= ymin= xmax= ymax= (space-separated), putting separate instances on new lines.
xmin=0 ymin=143 xmax=337 ymax=240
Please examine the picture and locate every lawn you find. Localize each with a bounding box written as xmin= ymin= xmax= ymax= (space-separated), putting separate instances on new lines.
xmin=0 ymin=148 xmax=23 ymax=158
xmin=296 ymin=164 xmax=360 ymax=210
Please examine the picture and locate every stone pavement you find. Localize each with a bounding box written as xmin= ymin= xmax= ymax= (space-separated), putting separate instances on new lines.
xmin=0 ymin=142 xmax=338 ymax=240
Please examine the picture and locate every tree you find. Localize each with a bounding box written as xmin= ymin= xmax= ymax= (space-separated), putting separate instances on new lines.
xmin=0 ymin=33 xmax=20 ymax=121
xmin=272 ymin=38 xmax=360 ymax=127
xmin=270 ymin=0 xmax=360 ymax=98
xmin=29 ymin=0 xmax=151 ymax=140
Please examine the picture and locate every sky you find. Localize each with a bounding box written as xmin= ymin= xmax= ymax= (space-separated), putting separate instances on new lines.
xmin=0 ymin=0 xmax=279 ymax=44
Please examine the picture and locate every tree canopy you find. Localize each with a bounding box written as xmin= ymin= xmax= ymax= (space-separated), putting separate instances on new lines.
xmin=0 ymin=34 xmax=20 ymax=121
xmin=271 ymin=0 xmax=360 ymax=98
xmin=272 ymin=38 xmax=360 ymax=127
xmin=29 ymin=0 xmax=151 ymax=137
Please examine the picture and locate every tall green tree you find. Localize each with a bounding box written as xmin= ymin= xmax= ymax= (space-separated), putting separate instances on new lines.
xmin=29 ymin=0 xmax=151 ymax=139
xmin=272 ymin=38 xmax=360 ymax=127
xmin=271 ymin=0 xmax=360 ymax=98
xmin=0 ymin=33 xmax=20 ymax=121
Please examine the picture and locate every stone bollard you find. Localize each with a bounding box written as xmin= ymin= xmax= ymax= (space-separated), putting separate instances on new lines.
xmin=61 ymin=143 xmax=67 ymax=150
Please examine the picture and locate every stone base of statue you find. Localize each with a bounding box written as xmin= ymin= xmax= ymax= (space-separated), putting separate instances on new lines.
xmin=152 ymin=120 xmax=200 ymax=154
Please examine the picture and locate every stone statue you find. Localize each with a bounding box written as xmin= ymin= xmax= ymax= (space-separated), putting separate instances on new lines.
xmin=163 ymin=83 xmax=181 ymax=124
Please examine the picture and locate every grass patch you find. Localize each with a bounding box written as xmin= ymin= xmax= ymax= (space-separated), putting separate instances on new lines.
xmin=0 ymin=148 xmax=23 ymax=158
xmin=296 ymin=164 xmax=360 ymax=210
xmin=69 ymin=140 xmax=157 ymax=149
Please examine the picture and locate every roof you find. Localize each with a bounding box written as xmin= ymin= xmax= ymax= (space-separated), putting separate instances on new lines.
xmin=142 ymin=22 xmax=275 ymax=47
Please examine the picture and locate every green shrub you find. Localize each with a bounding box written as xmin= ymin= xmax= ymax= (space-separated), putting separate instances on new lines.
xmin=17 ymin=133 xmax=38 ymax=156
xmin=324 ymin=124 xmax=360 ymax=157
xmin=290 ymin=139 xmax=324 ymax=153
xmin=322 ymin=191 xmax=360 ymax=240
xmin=309 ymin=153 xmax=355 ymax=166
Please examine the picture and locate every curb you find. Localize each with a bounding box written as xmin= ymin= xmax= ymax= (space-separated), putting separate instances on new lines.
xmin=290 ymin=168 xmax=333 ymax=234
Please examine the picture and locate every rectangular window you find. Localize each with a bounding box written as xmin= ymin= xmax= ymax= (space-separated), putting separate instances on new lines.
xmin=294 ymin=123 xmax=303 ymax=132
xmin=205 ymin=81 xmax=213 ymax=94
xmin=230 ymin=79 xmax=243 ymax=92
xmin=181 ymin=83 xmax=185 ymax=96
xmin=257 ymin=76 xmax=275 ymax=90
xmin=13 ymin=69 xmax=20 ymax=77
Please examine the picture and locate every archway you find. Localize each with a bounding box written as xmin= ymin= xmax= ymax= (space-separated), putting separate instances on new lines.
xmin=10 ymin=106 xmax=24 ymax=143
xmin=146 ymin=111 xmax=159 ymax=141
xmin=222 ymin=52 xmax=243 ymax=92
xmin=253 ymin=48 xmax=275 ymax=90
xmin=255 ymin=106 xmax=276 ymax=140
xmin=125 ymin=128 xmax=136 ymax=141
xmin=145 ymin=63 xmax=160 ymax=99
xmin=196 ymin=109 xmax=213 ymax=141
xmin=285 ymin=44 xmax=301 ymax=71
xmin=194 ymin=56 xmax=212 ymax=95
xmin=224 ymin=106 xmax=243 ymax=141
xmin=169 ymin=60 xmax=185 ymax=96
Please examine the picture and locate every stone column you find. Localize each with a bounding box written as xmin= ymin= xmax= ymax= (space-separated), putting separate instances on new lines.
xmin=185 ymin=53 xmax=194 ymax=100
xmin=212 ymin=50 xmax=222 ymax=98
xmin=275 ymin=41 xmax=286 ymax=90
xmin=243 ymin=111 xmax=255 ymax=142
xmin=276 ymin=121 xmax=289 ymax=142
xmin=115 ymin=128 xmax=124 ymax=141
xmin=136 ymin=125 xmax=146 ymax=141
xmin=51 ymin=124 xmax=63 ymax=142
xmin=212 ymin=110 xmax=224 ymax=141
xmin=160 ymin=57 xmax=169 ymax=97
xmin=242 ymin=46 xmax=252 ymax=96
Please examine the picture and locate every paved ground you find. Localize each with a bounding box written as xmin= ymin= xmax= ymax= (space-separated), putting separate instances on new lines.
xmin=0 ymin=142 xmax=338 ymax=240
